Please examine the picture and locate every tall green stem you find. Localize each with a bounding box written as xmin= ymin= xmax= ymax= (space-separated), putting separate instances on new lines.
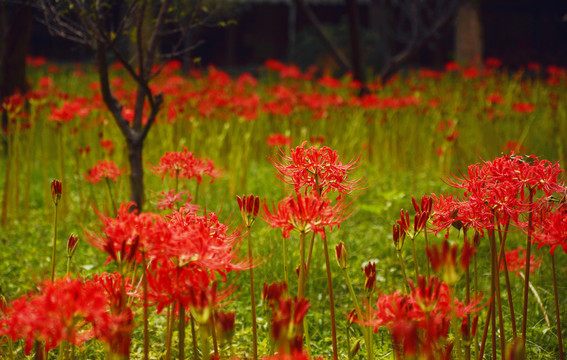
xmin=105 ymin=178 xmax=118 ymax=217
xmin=522 ymin=189 xmax=535 ymax=344
xmin=51 ymin=203 xmax=59 ymax=281
xmin=551 ymin=252 xmax=565 ymax=360
xmin=490 ymin=229 xmax=506 ymax=359
xmin=321 ymin=233 xmax=339 ymax=360
xmin=247 ymin=229 xmax=258 ymax=360
xmin=142 ymin=253 xmax=149 ymax=360
xmin=396 ymin=250 xmax=410 ymax=293
xmin=410 ymin=236 xmax=419 ymax=283
xmin=342 ymin=269 xmax=374 ymax=360
xmin=178 ymin=304 xmax=186 ymax=360
xmin=282 ymin=236 xmax=289 ymax=285
xmin=200 ymin=325 xmax=210 ymax=360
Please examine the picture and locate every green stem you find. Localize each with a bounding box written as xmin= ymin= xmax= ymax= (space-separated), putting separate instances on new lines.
xmin=51 ymin=203 xmax=59 ymax=281
xmin=282 ymin=236 xmax=289 ymax=285
xmin=521 ymin=189 xmax=535 ymax=344
xmin=211 ymin=311 xmax=219 ymax=357
xmin=190 ymin=314 xmax=198 ymax=360
xmin=321 ymin=233 xmax=339 ymax=360
xmin=247 ymin=229 xmax=258 ymax=360
xmin=142 ymin=253 xmax=149 ymax=360
xmin=450 ymin=287 xmax=463 ymax=360
xmin=410 ymin=236 xmax=419 ymax=283
xmin=200 ymin=324 xmax=210 ymax=360
xmin=164 ymin=304 xmax=174 ymax=360
xmin=551 ymin=252 xmax=565 ymax=360
xmin=298 ymin=231 xmax=307 ymax=298
xmin=396 ymin=250 xmax=410 ymax=293
xmin=424 ymin=227 xmax=430 ymax=279
xmin=342 ymin=269 xmax=373 ymax=360
xmin=491 ymin=229 xmax=506 ymax=359
xmin=105 ymin=178 xmax=118 ymax=217
xmin=66 ymin=256 xmax=71 ymax=275
xmin=178 ymin=304 xmax=186 ymax=360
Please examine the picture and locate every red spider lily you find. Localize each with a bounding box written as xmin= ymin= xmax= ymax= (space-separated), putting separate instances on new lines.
xmin=364 ymin=276 xmax=483 ymax=359
xmin=215 ymin=310 xmax=236 ymax=343
xmin=533 ymin=208 xmax=567 ymax=254
xmin=270 ymin=141 xmax=363 ymax=197
xmin=86 ymin=201 xmax=172 ymax=265
xmin=262 ymin=192 xmax=349 ymax=239
xmin=100 ymin=139 xmax=115 ymax=155
xmin=512 ymin=102 xmax=535 ymax=114
xmin=263 ymin=286 xmax=310 ymax=353
xmin=150 ymin=146 xmax=221 ymax=183
xmin=426 ymin=240 xmax=475 ymax=284
xmin=49 ymin=99 xmax=90 ymax=123
xmin=267 ymin=133 xmax=292 ymax=147
xmin=237 ymin=194 xmax=260 ymax=229
xmin=0 ymin=276 xmax=132 ymax=356
xmin=263 ymin=282 xmax=289 ymax=304
xmin=151 ymin=190 xmax=193 ymax=210
xmin=84 ymin=160 xmax=125 ymax=184
xmin=500 ymin=247 xmax=542 ymax=276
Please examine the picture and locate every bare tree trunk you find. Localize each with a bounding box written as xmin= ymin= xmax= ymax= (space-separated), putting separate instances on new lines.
xmin=345 ymin=0 xmax=367 ymax=94
xmin=455 ymin=1 xmax=482 ymax=67
xmin=127 ymin=139 xmax=145 ymax=210
xmin=0 ymin=1 xmax=33 ymax=132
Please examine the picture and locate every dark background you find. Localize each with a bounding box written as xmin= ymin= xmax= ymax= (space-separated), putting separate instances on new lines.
xmin=22 ymin=0 xmax=567 ymax=71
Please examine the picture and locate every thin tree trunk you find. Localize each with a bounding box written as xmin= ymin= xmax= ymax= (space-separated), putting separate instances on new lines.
xmin=0 ymin=1 xmax=33 ymax=133
xmin=345 ymin=0 xmax=367 ymax=94
xmin=128 ymin=139 xmax=145 ymax=209
xmin=455 ymin=1 xmax=482 ymax=67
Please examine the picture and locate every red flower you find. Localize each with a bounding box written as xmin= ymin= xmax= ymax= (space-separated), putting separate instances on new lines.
xmin=151 ymin=190 xmax=193 ymax=210
xmin=0 ymin=276 xmax=131 ymax=355
xmin=512 ymin=102 xmax=535 ymax=114
xmin=262 ymin=193 xmax=348 ymax=239
xmin=85 ymin=160 xmax=125 ymax=184
xmin=266 ymin=133 xmax=292 ymax=147
xmin=100 ymin=139 xmax=115 ymax=155
xmin=500 ymin=247 xmax=541 ymax=276
xmin=271 ymin=141 xmax=363 ymax=197
xmin=150 ymin=147 xmax=221 ymax=183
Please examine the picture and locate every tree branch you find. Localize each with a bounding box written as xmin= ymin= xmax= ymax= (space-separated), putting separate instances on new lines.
xmin=293 ymin=0 xmax=352 ymax=73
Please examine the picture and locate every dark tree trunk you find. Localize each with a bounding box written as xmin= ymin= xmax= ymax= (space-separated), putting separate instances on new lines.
xmin=455 ymin=1 xmax=483 ymax=67
xmin=128 ymin=139 xmax=145 ymax=210
xmin=345 ymin=0 xmax=368 ymax=94
xmin=0 ymin=1 xmax=33 ymax=132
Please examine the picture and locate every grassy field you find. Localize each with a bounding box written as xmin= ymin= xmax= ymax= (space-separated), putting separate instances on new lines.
xmin=0 ymin=58 xmax=566 ymax=359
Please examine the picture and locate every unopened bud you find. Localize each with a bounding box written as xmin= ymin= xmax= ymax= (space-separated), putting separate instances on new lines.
xmin=67 ymin=234 xmax=79 ymax=257
xmin=335 ymin=242 xmax=348 ymax=269
xmin=51 ymin=179 xmax=62 ymax=205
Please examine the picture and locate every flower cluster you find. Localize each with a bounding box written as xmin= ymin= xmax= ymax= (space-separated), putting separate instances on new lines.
xmin=150 ymin=146 xmax=221 ymax=183
xmin=84 ymin=160 xmax=125 ymax=184
xmin=271 ymin=141 xmax=363 ymax=197
xmin=366 ymin=276 xmax=482 ymax=359
xmin=0 ymin=276 xmax=132 ymax=355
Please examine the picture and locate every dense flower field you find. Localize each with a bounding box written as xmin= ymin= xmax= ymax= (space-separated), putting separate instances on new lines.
xmin=0 ymin=58 xmax=566 ymax=359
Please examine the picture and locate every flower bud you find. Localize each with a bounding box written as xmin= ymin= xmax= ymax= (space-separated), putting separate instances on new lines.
xmin=51 ymin=179 xmax=62 ymax=205
xmin=237 ymin=194 xmax=260 ymax=227
xmin=393 ymin=224 xmax=406 ymax=251
xmin=335 ymin=242 xmax=348 ymax=269
xmin=67 ymin=234 xmax=79 ymax=257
